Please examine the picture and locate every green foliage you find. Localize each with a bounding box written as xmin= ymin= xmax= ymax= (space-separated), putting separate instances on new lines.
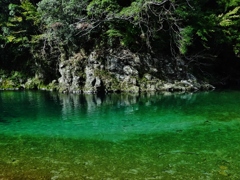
xmin=175 ymin=0 xmax=240 ymax=56
xmin=106 ymin=29 xmax=123 ymax=38
xmin=1 ymin=0 xmax=40 ymax=45
xmin=21 ymin=0 xmax=40 ymax=25
xmin=105 ymin=22 xmax=140 ymax=49
xmin=0 ymin=0 xmax=40 ymax=74
xmin=106 ymin=28 xmax=123 ymax=47
xmin=1 ymin=0 xmax=240 ymax=85
xmin=118 ymin=0 xmax=143 ymax=18
xmin=37 ymin=0 xmax=89 ymax=45
xmin=219 ymin=6 xmax=240 ymax=26
xmin=0 ymin=70 xmax=27 ymax=89
xmin=218 ymin=0 xmax=239 ymax=11
xmin=24 ymin=76 xmax=44 ymax=90
xmin=179 ymin=26 xmax=194 ymax=55
xmin=87 ymin=0 xmax=120 ymax=17
xmin=218 ymin=5 xmax=240 ymax=56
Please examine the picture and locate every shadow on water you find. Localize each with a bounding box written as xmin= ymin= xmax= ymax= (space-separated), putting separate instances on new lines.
xmin=0 ymin=116 xmax=9 ymax=124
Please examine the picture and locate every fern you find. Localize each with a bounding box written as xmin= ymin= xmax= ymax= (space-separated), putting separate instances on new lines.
xmin=219 ymin=6 xmax=240 ymax=26
xmin=179 ymin=26 xmax=193 ymax=55
xmin=106 ymin=29 xmax=123 ymax=37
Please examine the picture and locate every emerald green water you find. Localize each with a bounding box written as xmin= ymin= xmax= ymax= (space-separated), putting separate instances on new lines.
xmin=1 ymin=90 xmax=240 ymax=179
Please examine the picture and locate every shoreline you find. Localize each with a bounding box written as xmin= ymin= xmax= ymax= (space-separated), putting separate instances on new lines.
xmin=0 ymin=79 xmax=215 ymax=94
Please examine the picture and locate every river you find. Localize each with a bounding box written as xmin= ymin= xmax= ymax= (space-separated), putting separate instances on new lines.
xmin=0 ymin=90 xmax=240 ymax=179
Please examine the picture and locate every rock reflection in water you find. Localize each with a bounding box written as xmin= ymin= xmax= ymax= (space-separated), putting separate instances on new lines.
xmin=45 ymin=91 xmax=204 ymax=141
xmin=1 ymin=90 xmax=240 ymax=179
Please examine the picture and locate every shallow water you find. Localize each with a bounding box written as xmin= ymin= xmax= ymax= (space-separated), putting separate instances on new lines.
xmin=0 ymin=90 xmax=240 ymax=179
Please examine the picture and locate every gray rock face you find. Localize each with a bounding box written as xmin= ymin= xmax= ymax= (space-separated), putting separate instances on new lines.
xmin=58 ymin=52 xmax=86 ymax=93
xmin=57 ymin=49 xmax=214 ymax=93
xmin=83 ymin=66 xmax=103 ymax=93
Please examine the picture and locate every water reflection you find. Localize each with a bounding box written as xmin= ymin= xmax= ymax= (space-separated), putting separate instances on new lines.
xmin=57 ymin=91 xmax=198 ymax=116
xmin=1 ymin=90 xmax=240 ymax=141
xmin=1 ymin=90 xmax=240 ymax=179
xmin=53 ymin=91 xmax=214 ymax=141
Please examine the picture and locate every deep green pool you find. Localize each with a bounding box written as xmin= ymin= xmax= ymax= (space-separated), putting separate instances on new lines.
xmin=1 ymin=90 xmax=240 ymax=179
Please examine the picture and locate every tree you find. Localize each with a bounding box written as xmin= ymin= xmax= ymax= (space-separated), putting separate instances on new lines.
xmin=0 ymin=0 xmax=40 ymax=73
xmin=1 ymin=0 xmax=240 ymax=86
xmin=218 ymin=5 xmax=240 ymax=57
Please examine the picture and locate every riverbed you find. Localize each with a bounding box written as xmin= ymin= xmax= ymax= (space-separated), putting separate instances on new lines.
xmin=0 ymin=90 xmax=240 ymax=179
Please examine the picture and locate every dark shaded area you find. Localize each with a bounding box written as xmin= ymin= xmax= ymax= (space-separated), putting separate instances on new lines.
xmin=0 ymin=117 xmax=9 ymax=124
xmin=117 ymin=0 xmax=132 ymax=7
xmin=201 ymin=43 xmax=240 ymax=88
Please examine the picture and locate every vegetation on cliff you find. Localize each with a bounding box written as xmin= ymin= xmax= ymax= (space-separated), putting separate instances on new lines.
xmin=0 ymin=0 xmax=240 ymax=91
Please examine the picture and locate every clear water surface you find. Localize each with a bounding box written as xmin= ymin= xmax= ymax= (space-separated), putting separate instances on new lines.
xmin=0 ymin=90 xmax=240 ymax=179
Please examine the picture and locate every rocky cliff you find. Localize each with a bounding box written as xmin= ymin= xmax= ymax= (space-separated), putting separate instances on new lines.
xmin=57 ymin=49 xmax=214 ymax=93
xmin=0 ymin=48 xmax=215 ymax=93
